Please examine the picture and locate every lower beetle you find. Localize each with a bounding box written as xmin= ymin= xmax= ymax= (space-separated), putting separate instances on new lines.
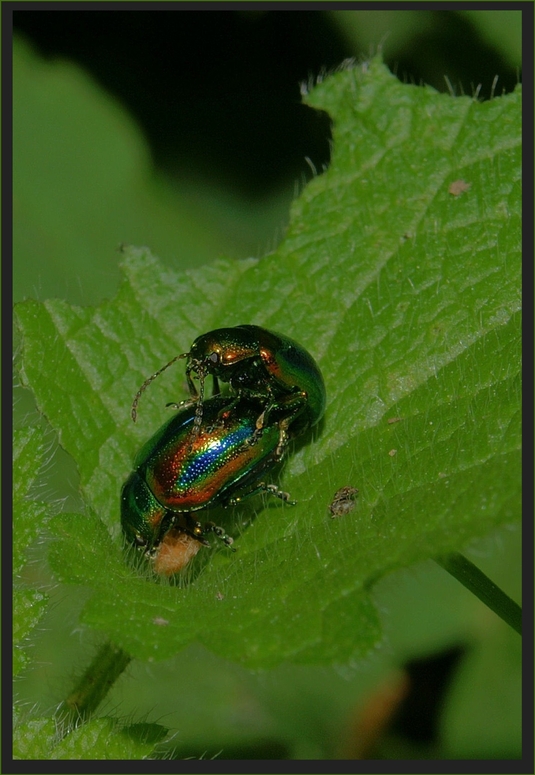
xmin=131 ymin=325 xmax=326 ymax=443
xmin=121 ymin=395 xmax=294 ymax=564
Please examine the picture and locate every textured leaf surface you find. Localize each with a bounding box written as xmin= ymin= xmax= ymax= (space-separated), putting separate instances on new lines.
xmin=50 ymin=720 xmax=167 ymax=760
xmin=15 ymin=59 xmax=521 ymax=668
xmin=13 ymin=427 xmax=50 ymax=675
xmin=13 ymin=588 xmax=48 ymax=676
xmin=13 ymin=717 xmax=167 ymax=760
xmin=13 ymin=718 xmax=57 ymax=760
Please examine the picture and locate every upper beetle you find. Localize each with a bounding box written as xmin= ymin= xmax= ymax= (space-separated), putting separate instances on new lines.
xmin=132 ymin=325 xmax=326 ymax=441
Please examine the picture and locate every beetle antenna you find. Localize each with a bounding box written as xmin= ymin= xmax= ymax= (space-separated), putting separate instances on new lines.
xmin=131 ymin=352 xmax=188 ymax=422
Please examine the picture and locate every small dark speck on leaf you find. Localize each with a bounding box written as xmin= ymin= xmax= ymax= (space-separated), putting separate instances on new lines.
xmin=448 ymin=179 xmax=471 ymax=196
xmin=329 ymin=486 xmax=359 ymax=518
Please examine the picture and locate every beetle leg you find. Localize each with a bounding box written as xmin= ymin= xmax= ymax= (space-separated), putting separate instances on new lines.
xmin=262 ymin=483 xmax=296 ymax=504
xmin=215 ymin=394 xmax=242 ymax=427
xmin=179 ymin=514 xmax=235 ymax=551
xmin=185 ymin=366 xmax=200 ymax=400
xmin=245 ymin=417 xmax=289 ymax=459
xmin=257 ymin=391 xmax=308 ymax=432
xmin=188 ymin=370 xmax=206 ymax=445
xmin=211 ymin=375 xmax=220 ymax=396
xmin=201 ymin=521 xmax=236 ymax=550
xmin=186 ymin=519 xmax=211 ymax=547
xmin=165 ymin=398 xmax=196 ymax=412
xmin=226 ymin=481 xmax=296 ymax=507
xmin=255 ymin=407 xmax=267 ymax=431
xmin=275 ymin=422 xmax=290 ymax=460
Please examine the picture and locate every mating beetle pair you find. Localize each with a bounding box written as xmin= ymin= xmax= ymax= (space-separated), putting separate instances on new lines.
xmin=121 ymin=325 xmax=326 ymax=574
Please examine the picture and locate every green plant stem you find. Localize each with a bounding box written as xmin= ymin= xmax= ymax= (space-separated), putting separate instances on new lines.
xmin=435 ymin=552 xmax=521 ymax=635
xmin=58 ymin=641 xmax=132 ymax=727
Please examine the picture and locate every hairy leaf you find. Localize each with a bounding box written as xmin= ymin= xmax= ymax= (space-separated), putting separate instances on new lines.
xmin=13 ymin=427 xmax=50 ymax=675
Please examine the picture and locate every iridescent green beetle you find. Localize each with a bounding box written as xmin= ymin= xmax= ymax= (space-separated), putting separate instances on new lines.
xmin=131 ymin=325 xmax=326 ymax=442
xmin=121 ymin=395 xmax=294 ymax=560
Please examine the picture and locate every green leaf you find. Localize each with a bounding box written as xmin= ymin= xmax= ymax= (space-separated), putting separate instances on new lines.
xmin=13 ymin=426 xmax=51 ymax=570
xmin=13 ymin=426 xmax=51 ymax=675
xmin=50 ymin=719 xmax=168 ymax=760
xmin=13 ymin=714 xmax=167 ymax=761
xmin=15 ymin=59 xmax=521 ymax=669
xmin=13 ymin=587 xmax=48 ymax=676
xmin=13 ymin=717 xmax=57 ymax=759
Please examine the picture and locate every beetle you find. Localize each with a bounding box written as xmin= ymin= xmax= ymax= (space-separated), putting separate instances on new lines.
xmin=131 ymin=325 xmax=326 ymax=444
xmin=121 ymin=394 xmax=294 ymax=561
